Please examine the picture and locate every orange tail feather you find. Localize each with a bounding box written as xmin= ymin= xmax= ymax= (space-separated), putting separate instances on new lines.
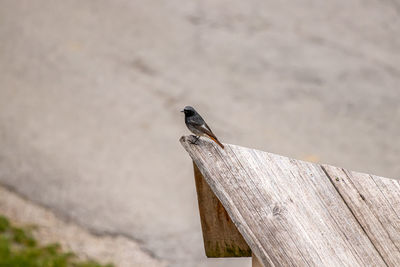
xmin=206 ymin=134 xmax=224 ymax=149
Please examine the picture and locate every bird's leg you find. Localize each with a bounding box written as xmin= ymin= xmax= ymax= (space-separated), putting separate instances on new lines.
xmin=189 ymin=135 xmax=200 ymax=145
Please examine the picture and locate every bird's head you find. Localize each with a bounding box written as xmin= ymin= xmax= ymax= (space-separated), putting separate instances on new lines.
xmin=181 ymin=106 xmax=196 ymax=116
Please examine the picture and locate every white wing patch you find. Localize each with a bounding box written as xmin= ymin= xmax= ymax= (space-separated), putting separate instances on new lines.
xmin=199 ymin=123 xmax=212 ymax=135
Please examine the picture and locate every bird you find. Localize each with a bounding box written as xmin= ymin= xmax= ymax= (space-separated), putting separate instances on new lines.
xmin=181 ymin=106 xmax=224 ymax=149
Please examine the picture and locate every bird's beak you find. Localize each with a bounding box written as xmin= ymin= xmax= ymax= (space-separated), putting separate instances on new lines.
xmin=180 ymin=110 xmax=184 ymax=112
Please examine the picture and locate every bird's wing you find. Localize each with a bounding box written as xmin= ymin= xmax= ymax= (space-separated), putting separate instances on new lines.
xmin=189 ymin=114 xmax=219 ymax=139
xmin=203 ymin=122 xmax=213 ymax=133
xmin=189 ymin=114 xmax=205 ymax=126
xmin=201 ymin=123 xmax=217 ymax=138
xmin=202 ymin=123 xmax=224 ymax=149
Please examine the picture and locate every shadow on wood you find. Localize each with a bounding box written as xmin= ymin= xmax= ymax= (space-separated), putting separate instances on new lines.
xmin=193 ymin=162 xmax=251 ymax=257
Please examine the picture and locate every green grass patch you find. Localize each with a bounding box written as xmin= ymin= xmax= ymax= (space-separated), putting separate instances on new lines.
xmin=0 ymin=215 xmax=113 ymax=267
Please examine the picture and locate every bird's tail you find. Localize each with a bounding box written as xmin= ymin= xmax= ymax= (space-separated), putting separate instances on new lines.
xmin=206 ymin=134 xmax=225 ymax=149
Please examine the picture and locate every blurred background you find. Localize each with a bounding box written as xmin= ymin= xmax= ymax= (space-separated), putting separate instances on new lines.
xmin=0 ymin=0 xmax=399 ymax=266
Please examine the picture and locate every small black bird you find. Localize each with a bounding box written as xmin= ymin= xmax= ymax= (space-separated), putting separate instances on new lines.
xmin=181 ymin=106 xmax=224 ymax=149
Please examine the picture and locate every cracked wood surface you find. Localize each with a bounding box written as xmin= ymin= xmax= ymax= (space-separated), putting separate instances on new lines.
xmin=180 ymin=136 xmax=400 ymax=266
xmin=322 ymin=165 xmax=400 ymax=266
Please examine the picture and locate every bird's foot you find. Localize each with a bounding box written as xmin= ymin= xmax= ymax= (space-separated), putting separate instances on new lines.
xmin=189 ymin=135 xmax=200 ymax=145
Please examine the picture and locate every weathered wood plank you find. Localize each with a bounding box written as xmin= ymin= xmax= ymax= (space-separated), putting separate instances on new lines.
xmin=180 ymin=136 xmax=388 ymax=266
xmin=193 ymin=161 xmax=251 ymax=257
xmin=322 ymin=165 xmax=400 ymax=266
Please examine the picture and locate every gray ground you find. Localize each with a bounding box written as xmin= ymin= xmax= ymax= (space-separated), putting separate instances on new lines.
xmin=0 ymin=0 xmax=399 ymax=266
xmin=0 ymin=185 xmax=166 ymax=267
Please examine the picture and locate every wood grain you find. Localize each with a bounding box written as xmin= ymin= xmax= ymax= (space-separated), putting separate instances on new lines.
xmin=193 ymin=162 xmax=251 ymax=257
xmin=322 ymin=165 xmax=400 ymax=266
xmin=180 ymin=136 xmax=398 ymax=266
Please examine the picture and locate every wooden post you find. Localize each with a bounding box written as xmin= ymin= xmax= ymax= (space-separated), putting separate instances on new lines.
xmin=193 ymin=161 xmax=251 ymax=257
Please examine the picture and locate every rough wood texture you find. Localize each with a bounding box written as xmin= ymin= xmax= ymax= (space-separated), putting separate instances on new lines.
xmin=193 ymin=162 xmax=251 ymax=257
xmin=180 ymin=136 xmax=400 ymax=266
xmin=322 ymin=165 xmax=400 ymax=266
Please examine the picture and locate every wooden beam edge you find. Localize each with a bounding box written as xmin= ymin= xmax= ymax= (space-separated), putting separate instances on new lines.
xmin=193 ymin=161 xmax=252 ymax=257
